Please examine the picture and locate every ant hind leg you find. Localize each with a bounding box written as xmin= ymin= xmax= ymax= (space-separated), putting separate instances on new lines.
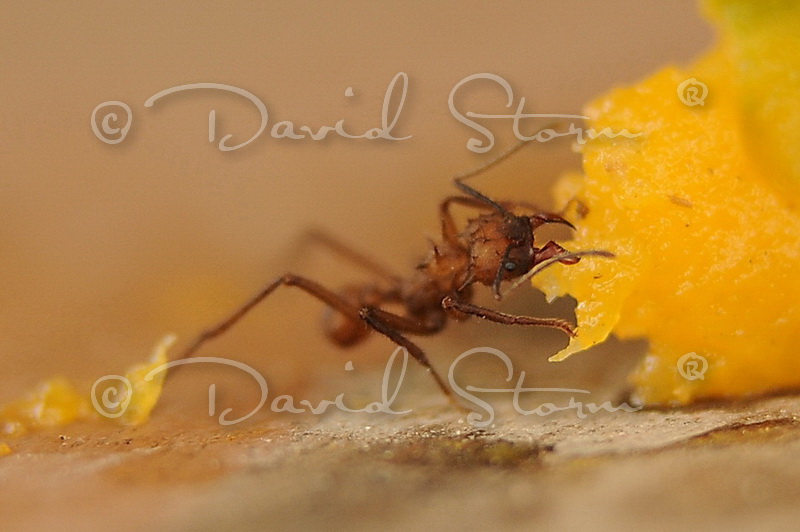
xmin=173 ymin=274 xmax=363 ymax=365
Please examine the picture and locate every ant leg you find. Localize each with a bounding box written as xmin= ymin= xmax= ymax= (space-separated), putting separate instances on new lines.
xmin=297 ymin=228 xmax=401 ymax=284
xmin=360 ymin=306 xmax=444 ymax=336
xmin=358 ymin=307 xmax=457 ymax=403
xmin=440 ymin=295 xmax=575 ymax=337
xmin=173 ymin=274 xmax=363 ymax=363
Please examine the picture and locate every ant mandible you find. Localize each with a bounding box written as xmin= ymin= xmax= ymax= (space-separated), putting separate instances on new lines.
xmin=172 ymin=140 xmax=612 ymax=402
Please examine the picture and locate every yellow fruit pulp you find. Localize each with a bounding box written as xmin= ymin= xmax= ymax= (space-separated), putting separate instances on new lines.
xmin=534 ymin=0 xmax=800 ymax=404
xmin=0 ymin=336 xmax=173 ymax=451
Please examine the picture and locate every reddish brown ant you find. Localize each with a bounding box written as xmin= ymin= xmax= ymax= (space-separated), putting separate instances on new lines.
xmin=172 ymin=141 xmax=612 ymax=402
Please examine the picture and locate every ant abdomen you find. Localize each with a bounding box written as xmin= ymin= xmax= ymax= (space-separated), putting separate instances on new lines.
xmin=323 ymin=310 xmax=369 ymax=346
xmin=321 ymin=285 xmax=378 ymax=346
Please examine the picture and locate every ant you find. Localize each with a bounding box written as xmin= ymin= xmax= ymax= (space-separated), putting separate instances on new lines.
xmin=171 ymin=141 xmax=612 ymax=403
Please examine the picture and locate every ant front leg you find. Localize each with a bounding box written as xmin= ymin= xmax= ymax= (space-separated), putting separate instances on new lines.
xmin=441 ymin=295 xmax=575 ymax=337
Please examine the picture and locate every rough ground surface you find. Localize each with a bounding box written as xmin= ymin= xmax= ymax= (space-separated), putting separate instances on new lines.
xmin=2 ymin=390 xmax=800 ymax=531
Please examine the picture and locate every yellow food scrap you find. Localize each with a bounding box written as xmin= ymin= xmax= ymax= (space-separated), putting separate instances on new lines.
xmin=0 ymin=377 xmax=91 ymax=437
xmin=0 ymin=335 xmax=174 ymax=436
xmin=115 ymin=334 xmax=173 ymax=425
xmin=0 ymin=442 xmax=11 ymax=456
xmin=534 ymin=0 xmax=800 ymax=405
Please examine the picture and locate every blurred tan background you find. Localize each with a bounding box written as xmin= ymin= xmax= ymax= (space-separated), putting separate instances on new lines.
xmin=1 ymin=1 xmax=712 ymax=417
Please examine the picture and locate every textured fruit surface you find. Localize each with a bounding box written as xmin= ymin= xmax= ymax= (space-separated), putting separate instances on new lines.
xmin=534 ymin=0 xmax=800 ymax=404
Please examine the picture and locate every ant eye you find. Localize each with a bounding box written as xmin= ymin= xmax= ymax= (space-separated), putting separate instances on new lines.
xmin=503 ymin=261 xmax=517 ymax=271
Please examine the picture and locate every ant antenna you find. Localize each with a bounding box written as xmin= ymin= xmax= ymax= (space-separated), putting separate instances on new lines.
xmin=453 ymin=137 xmax=531 ymax=183
xmin=452 ymin=122 xmax=565 ymax=213
xmin=500 ymin=250 xmax=615 ymax=299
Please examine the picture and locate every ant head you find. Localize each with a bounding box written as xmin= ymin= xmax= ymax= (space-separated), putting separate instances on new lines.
xmin=464 ymin=211 xmax=577 ymax=300
xmin=465 ymin=212 xmax=535 ymax=296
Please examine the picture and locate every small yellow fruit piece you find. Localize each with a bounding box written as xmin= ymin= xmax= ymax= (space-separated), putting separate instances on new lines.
xmin=0 ymin=335 xmax=174 ymax=435
xmin=116 ymin=334 xmax=173 ymax=425
xmin=0 ymin=377 xmax=91 ymax=437
xmin=534 ymin=0 xmax=800 ymax=405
